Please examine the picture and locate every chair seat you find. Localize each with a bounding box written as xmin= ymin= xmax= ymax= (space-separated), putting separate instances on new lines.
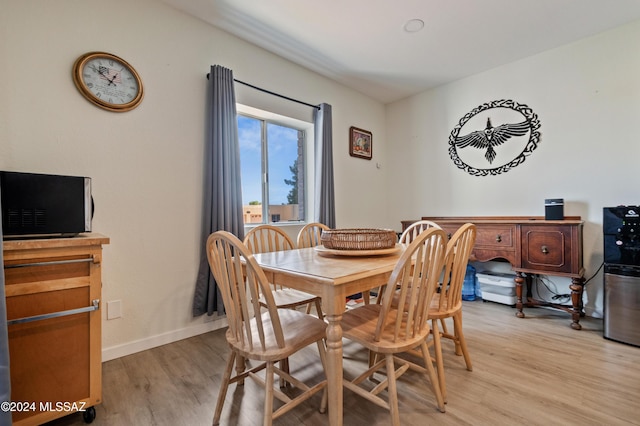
xmin=342 ymin=304 xmax=428 ymax=354
xmin=428 ymin=295 xmax=460 ymax=319
xmin=227 ymin=308 xmax=327 ymax=361
xmin=261 ymin=288 xmax=321 ymax=311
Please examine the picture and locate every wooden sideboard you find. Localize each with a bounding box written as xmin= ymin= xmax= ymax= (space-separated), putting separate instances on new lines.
xmin=3 ymin=233 xmax=109 ymax=425
xmin=402 ymin=217 xmax=585 ymax=329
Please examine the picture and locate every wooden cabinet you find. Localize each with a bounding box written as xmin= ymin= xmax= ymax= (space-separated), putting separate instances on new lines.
xmin=402 ymin=217 xmax=585 ymax=329
xmin=520 ymin=224 xmax=578 ymax=274
xmin=3 ymin=234 xmax=109 ymax=425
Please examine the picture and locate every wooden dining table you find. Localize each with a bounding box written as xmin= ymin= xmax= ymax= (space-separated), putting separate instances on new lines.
xmin=251 ymin=245 xmax=406 ymax=426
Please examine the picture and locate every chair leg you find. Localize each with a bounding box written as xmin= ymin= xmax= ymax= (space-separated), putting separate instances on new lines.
xmin=279 ymin=358 xmax=289 ymax=388
xmin=237 ymin=354 xmax=246 ymax=385
xmin=440 ymin=317 xmax=463 ymax=355
xmin=453 ymin=311 xmax=472 ymax=371
xmin=367 ymin=350 xmax=382 ymax=383
xmin=317 ymin=339 xmax=329 ymax=414
xmin=368 ymin=349 xmax=380 ymax=367
xmin=314 ymin=299 xmax=324 ymax=320
xmin=419 ymin=340 xmax=445 ymax=413
xmin=263 ymin=361 xmax=275 ymax=426
xmin=213 ymin=351 xmax=236 ymax=425
xmin=431 ymin=319 xmax=447 ymax=404
xmin=385 ymin=355 xmax=401 ymax=426
xmin=439 ymin=317 xmax=449 ymax=336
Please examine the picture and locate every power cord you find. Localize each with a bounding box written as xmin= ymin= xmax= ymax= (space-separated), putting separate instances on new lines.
xmin=533 ymin=261 xmax=605 ymax=302
xmin=583 ymin=261 xmax=604 ymax=286
xmin=534 ymin=275 xmax=570 ymax=303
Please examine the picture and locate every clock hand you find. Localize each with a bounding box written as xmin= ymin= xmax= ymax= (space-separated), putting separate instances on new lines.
xmin=90 ymin=64 xmax=111 ymax=81
xmin=90 ymin=65 xmax=117 ymax=85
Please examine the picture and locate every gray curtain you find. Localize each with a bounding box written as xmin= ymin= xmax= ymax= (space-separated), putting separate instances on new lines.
xmin=192 ymin=65 xmax=245 ymax=317
xmin=0 ymin=190 xmax=11 ymax=425
xmin=314 ymin=103 xmax=336 ymax=228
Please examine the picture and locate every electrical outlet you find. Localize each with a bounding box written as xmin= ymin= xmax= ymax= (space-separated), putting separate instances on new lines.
xmin=107 ymin=300 xmax=122 ymax=320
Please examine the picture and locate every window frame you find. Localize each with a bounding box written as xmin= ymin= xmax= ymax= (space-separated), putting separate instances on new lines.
xmin=236 ymin=104 xmax=315 ymax=227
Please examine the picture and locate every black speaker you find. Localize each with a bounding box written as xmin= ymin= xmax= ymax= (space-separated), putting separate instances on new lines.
xmin=545 ymin=198 xmax=564 ymax=220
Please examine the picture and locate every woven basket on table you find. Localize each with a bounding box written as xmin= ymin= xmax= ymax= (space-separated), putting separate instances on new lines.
xmin=320 ymin=228 xmax=397 ymax=250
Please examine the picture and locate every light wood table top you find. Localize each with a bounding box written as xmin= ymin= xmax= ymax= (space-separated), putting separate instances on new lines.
xmin=253 ymin=245 xmax=406 ymax=426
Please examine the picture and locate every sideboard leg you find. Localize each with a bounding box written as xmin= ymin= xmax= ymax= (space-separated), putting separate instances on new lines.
xmin=569 ymin=277 xmax=585 ymax=330
xmin=515 ymin=272 xmax=525 ymax=318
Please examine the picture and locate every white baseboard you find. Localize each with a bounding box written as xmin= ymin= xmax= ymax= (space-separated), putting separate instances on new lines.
xmin=102 ymin=316 xmax=228 ymax=362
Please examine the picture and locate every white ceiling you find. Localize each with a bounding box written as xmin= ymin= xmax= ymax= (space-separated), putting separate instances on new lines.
xmin=162 ymin=0 xmax=640 ymax=104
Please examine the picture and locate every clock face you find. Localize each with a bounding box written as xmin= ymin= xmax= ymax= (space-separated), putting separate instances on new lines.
xmin=73 ymin=52 xmax=143 ymax=112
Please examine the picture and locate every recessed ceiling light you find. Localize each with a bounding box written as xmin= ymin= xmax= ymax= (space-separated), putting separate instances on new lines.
xmin=404 ymin=19 xmax=424 ymax=33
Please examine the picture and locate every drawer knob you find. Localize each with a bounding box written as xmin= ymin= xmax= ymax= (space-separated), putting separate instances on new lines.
xmin=495 ymin=234 xmax=502 ymax=243
xmin=541 ymin=245 xmax=549 ymax=254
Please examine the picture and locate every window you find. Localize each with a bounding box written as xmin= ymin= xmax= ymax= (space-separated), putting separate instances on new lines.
xmin=237 ymin=106 xmax=313 ymax=225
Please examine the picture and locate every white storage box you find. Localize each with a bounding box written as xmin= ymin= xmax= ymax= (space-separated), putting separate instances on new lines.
xmin=477 ymin=271 xmax=517 ymax=305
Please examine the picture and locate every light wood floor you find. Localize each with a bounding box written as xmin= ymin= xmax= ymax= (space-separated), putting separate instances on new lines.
xmin=46 ymin=301 xmax=640 ymax=426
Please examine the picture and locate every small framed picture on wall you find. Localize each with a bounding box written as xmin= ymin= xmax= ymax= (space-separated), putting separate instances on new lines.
xmin=349 ymin=126 xmax=372 ymax=160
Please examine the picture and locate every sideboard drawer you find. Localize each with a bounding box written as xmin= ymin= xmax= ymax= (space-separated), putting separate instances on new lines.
xmin=521 ymin=226 xmax=573 ymax=273
xmin=438 ymin=224 xmax=462 ymax=241
xmin=475 ymin=225 xmax=515 ymax=249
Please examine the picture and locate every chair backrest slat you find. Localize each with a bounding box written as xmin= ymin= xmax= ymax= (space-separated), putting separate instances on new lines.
xmin=375 ymin=228 xmax=447 ymax=343
xmin=435 ymin=223 xmax=477 ymax=312
xmin=297 ymin=222 xmax=330 ymax=248
xmin=207 ymin=231 xmax=286 ymax=352
xmin=244 ymin=225 xmax=295 ymax=254
xmin=243 ymin=225 xmax=296 ymax=292
xmin=399 ymin=220 xmax=441 ymax=244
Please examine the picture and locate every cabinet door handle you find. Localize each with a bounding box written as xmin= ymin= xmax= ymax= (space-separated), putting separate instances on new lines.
xmin=541 ymin=245 xmax=549 ymax=254
xmin=496 ymin=234 xmax=502 ymax=243
xmin=8 ymin=299 xmax=100 ymax=325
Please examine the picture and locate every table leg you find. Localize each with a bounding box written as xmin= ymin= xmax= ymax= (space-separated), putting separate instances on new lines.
xmin=324 ymin=310 xmax=344 ymax=426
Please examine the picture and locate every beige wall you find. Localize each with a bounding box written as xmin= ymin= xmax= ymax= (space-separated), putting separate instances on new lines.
xmin=0 ymin=0 xmax=387 ymax=359
xmin=386 ymin=19 xmax=640 ymax=317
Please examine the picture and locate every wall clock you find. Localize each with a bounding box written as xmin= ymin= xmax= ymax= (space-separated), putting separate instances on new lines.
xmin=72 ymin=51 xmax=144 ymax=112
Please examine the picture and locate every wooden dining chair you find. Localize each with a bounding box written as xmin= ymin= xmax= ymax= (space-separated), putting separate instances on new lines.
xmin=399 ymin=219 xmax=441 ymax=244
xmin=244 ymin=225 xmax=325 ymax=387
xmin=244 ymin=225 xmax=323 ymax=319
xmin=296 ymin=222 xmax=330 ymax=248
xmin=370 ymin=219 xmax=441 ymax=305
xmin=340 ymin=228 xmax=447 ymax=425
xmin=428 ymin=222 xmax=476 ymax=402
xmin=207 ymin=231 xmax=328 ymax=426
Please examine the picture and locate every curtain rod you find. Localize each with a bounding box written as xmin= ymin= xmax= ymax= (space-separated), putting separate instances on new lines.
xmin=207 ymin=73 xmax=320 ymax=110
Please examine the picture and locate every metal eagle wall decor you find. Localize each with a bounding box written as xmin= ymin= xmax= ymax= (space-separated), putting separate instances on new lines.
xmin=448 ymin=99 xmax=541 ymax=176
